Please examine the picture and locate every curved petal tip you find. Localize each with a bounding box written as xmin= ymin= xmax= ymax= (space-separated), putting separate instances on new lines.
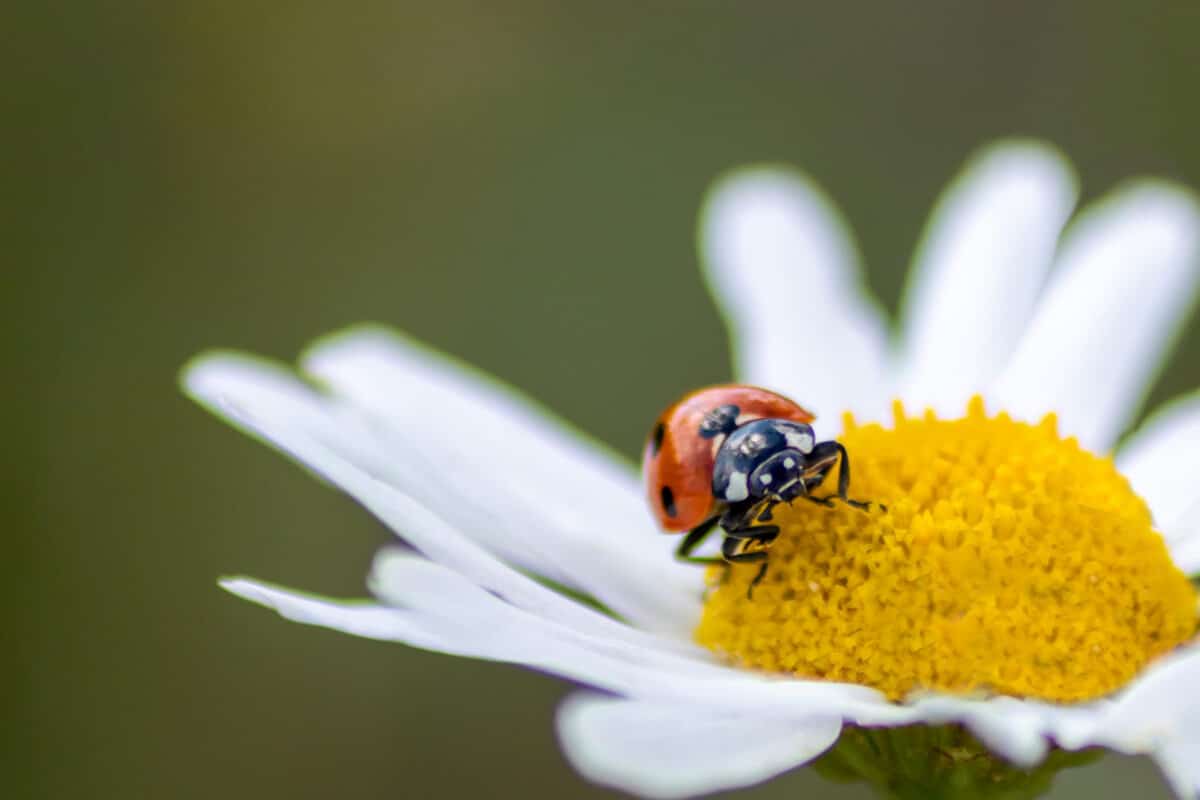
xmin=557 ymin=693 xmax=841 ymax=800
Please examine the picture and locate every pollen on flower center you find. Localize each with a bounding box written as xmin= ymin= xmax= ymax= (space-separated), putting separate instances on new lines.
xmin=695 ymin=397 xmax=1198 ymax=702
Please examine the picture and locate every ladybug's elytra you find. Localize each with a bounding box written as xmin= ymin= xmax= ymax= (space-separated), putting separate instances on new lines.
xmin=642 ymin=385 xmax=878 ymax=595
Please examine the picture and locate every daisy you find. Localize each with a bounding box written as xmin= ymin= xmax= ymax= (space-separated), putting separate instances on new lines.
xmin=184 ymin=140 xmax=1200 ymax=800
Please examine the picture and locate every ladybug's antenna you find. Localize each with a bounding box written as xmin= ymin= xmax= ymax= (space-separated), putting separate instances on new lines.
xmin=699 ymin=404 xmax=740 ymax=439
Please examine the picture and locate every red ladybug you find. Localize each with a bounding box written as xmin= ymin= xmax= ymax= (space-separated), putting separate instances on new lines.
xmin=642 ymin=384 xmax=877 ymax=595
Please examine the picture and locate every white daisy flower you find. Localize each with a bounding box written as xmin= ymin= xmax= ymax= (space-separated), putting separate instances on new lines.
xmin=184 ymin=140 xmax=1200 ymax=800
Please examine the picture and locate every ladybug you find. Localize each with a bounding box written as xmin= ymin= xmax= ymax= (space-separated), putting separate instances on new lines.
xmin=642 ymin=385 xmax=877 ymax=595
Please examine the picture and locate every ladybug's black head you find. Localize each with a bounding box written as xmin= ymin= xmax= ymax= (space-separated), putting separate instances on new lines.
xmin=712 ymin=418 xmax=824 ymax=504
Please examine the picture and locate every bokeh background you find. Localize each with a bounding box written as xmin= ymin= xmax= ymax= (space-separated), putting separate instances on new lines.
xmin=12 ymin=2 xmax=1200 ymax=798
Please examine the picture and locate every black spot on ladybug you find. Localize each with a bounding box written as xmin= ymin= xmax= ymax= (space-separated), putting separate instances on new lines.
xmin=652 ymin=422 xmax=665 ymax=455
xmin=699 ymin=404 xmax=740 ymax=439
xmin=660 ymin=486 xmax=678 ymax=517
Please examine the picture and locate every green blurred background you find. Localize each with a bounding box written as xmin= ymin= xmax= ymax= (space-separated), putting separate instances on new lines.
xmin=11 ymin=2 xmax=1200 ymax=798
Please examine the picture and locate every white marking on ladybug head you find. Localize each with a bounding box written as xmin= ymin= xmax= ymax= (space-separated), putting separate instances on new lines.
xmin=726 ymin=471 xmax=749 ymax=502
xmin=785 ymin=430 xmax=814 ymax=453
xmin=737 ymin=433 xmax=768 ymax=458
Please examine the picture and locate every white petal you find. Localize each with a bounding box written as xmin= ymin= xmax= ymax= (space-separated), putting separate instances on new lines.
xmin=1117 ymin=391 xmax=1200 ymax=535
xmin=1155 ymin=735 xmax=1200 ymax=799
xmin=369 ymin=549 xmax=718 ymax=671
xmin=906 ymin=695 xmax=1085 ymax=767
xmin=1086 ymin=648 xmax=1200 ymax=797
xmin=991 ymin=183 xmax=1200 ymax=452
xmin=1164 ymin=503 xmax=1200 ymax=574
xmin=226 ymin=571 xmax=1121 ymax=778
xmin=299 ymin=328 xmax=702 ymax=633
xmin=557 ymin=693 xmax=840 ymax=800
xmin=223 ymin=569 xmax=707 ymax=676
xmin=1030 ymin=702 xmax=1115 ymax=754
xmin=224 ymin=572 xmax=1189 ymax=796
xmin=368 ymin=550 xmax=914 ymax=728
xmin=700 ymin=167 xmax=891 ymax=426
xmin=896 ymin=142 xmax=1078 ymax=417
xmin=228 ymin=553 xmax=912 ymax=729
xmin=219 ymin=578 xmax=460 ymax=653
xmin=184 ymin=350 xmax=702 ymax=636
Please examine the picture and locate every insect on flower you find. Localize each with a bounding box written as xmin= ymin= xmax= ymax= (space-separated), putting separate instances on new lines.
xmin=642 ymin=384 xmax=880 ymax=594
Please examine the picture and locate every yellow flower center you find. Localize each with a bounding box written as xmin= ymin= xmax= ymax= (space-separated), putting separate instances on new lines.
xmin=695 ymin=397 xmax=1197 ymax=702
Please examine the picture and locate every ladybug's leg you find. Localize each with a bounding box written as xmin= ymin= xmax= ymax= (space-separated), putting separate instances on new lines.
xmin=674 ymin=515 xmax=724 ymax=566
xmin=753 ymin=500 xmax=780 ymax=523
xmin=748 ymin=564 xmax=768 ymax=596
xmin=722 ymin=530 xmax=780 ymax=549
xmin=720 ymin=499 xmax=778 ymax=534
xmin=831 ymin=442 xmax=872 ymax=509
xmin=807 ymin=442 xmax=884 ymax=512
xmin=721 ymin=534 xmax=779 ymax=598
xmin=715 ymin=502 xmax=782 ymax=597
xmin=721 ymin=523 xmax=780 ymax=540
